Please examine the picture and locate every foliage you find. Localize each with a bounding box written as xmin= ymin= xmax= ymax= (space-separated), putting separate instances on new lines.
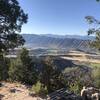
xmin=0 ymin=0 xmax=28 ymax=52
xmin=69 ymin=79 xmax=83 ymax=95
xmin=63 ymin=66 xmax=94 ymax=94
xmin=0 ymin=56 xmax=9 ymax=80
xmin=20 ymin=48 xmax=38 ymax=84
xmin=90 ymin=63 xmax=100 ymax=68
xmin=92 ymin=67 xmax=100 ymax=88
xmin=31 ymin=81 xmax=42 ymax=94
xmin=8 ymin=58 xmax=23 ymax=81
xmin=9 ymin=48 xmax=38 ymax=85
xmin=96 ymin=0 xmax=100 ymax=1
xmin=30 ymin=81 xmax=48 ymax=96
xmin=85 ymin=16 xmax=100 ymax=50
xmin=63 ymin=67 xmax=78 ymax=73
xmin=40 ymin=57 xmax=66 ymax=93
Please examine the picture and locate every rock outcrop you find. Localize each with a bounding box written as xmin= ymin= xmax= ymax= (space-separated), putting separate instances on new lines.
xmin=47 ymin=87 xmax=100 ymax=100
xmin=47 ymin=88 xmax=82 ymax=100
xmin=81 ymin=86 xmax=100 ymax=100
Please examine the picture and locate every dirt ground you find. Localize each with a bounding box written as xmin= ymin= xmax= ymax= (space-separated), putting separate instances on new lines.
xmin=0 ymin=82 xmax=43 ymax=100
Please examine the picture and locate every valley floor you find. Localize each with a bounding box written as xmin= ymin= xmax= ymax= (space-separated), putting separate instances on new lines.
xmin=61 ymin=56 xmax=100 ymax=63
xmin=61 ymin=50 xmax=100 ymax=64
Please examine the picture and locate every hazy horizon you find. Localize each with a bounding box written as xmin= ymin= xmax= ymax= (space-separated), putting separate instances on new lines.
xmin=18 ymin=0 xmax=100 ymax=35
xmin=22 ymin=33 xmax=90 ymax=36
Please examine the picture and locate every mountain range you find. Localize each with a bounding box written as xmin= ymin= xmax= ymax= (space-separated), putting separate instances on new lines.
xmin=22 ymin=34 xmax=95 ymax=52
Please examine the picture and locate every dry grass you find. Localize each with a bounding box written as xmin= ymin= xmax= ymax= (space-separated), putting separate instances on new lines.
xmin=61 ymin=50 xmax=100 ymax=64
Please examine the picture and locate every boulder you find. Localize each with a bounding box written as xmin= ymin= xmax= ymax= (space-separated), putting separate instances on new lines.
xmin=29 ymin=92 xmax=37 ymax=97
xmin=0 ymin=83 xmax=3 ymax=87
xmin=81 ymin=86 xmax=100 ymax=100
xmin=9 ymin=88 xmax=16 ymax=93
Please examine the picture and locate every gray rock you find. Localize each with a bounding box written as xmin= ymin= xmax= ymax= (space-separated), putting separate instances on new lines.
xmin=29 ymin=92 xmax=37 ymax=97
xmin=0 ymin=83 xmax=3 ymax=87
xmin=47 ymin=88 xmax=82 ymax=100
xmin=9 ymin=88 xmax=16 ymax=93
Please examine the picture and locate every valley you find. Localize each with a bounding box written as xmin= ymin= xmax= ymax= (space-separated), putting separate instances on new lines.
xmin=7 ymin=48 xmax=100 ymax=64
xmin=22 ymin=34 xmax=94 ymax=52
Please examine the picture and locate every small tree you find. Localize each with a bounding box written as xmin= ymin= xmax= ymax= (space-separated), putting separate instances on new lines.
xmin=20 ymin=48 xmax=38 ymax=85
xmin=9 ymin=48 xmax=38 ymax=85
xmin=0 ymin=57 xmax=9 ymax=80
xmin=40 ymin=57 xmax=66 ymax=93
xmin=8 ymin=58 xmax=24 ymax=81
xmin=0 ymin=0 xmax=27 ymax=82
xmin=92 ymin=67 xmax=100 ymax=88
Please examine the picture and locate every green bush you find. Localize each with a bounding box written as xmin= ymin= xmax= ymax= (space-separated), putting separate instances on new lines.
xmin=8 ymin=48 xmax=38 ymax=85
xmin=31 ymin=81 xmax=41 ymax=94
xmin=69 ymin=80 xmax=83 ymax=95
xmin=30 ymin=81 xmax=48 ymax=96
xmin=8 ymin=59 xmax=24 ymax=82
xmin=0 ymin=56 xmax=9 ymax=80
xmin=39 ymin=57 xmax=66 ymax=93
xmin=63 ymin=66 xmax=94 ymax=94
xmin=92 ymin=67 xmax=100 ymax=88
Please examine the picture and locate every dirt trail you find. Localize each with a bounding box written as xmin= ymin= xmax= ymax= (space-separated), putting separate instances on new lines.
xmin=0 ymin=82 xmax=42 ymax=100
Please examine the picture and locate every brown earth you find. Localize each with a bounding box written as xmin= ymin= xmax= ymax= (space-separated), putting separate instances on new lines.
xmin=0 ymin=82 xmax=42 ymax=100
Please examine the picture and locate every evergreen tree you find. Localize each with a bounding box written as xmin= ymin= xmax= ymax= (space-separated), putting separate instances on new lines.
xmin=19 ymin=48 xmax=38 ymax=85
xmin=40 ymin=57 xmax=66 ymax=93
xmin=9 ymin=48 xmax=38 ymax=85
xmin=0 ymin=0 xmax=28 ymax=52
xmin=0 ymin=56 xmax=9 ymax=80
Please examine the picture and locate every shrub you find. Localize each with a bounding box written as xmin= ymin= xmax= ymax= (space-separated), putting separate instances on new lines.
xmin=39 ymin=57 xmax=66 ymax=93
xmin=0 ymin=55 xmax=9 ymax=80
xmin=63 ymin=66 xmax=93 ymax=94
xmin=92 ymin=67 xmax=100 ymax=88
xmin=8 ymin=59 xmax=24 ymax=82
xmin=8 ymin=48 xmax=38 ymax=85
xmin=30 ymin=81 xmax=48 ymax=97
xmin=69 ymin=79 xmax=83 ymax=95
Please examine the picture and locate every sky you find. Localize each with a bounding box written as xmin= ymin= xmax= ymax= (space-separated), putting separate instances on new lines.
xmin=18 ymin=0 xmax=100 ymax=35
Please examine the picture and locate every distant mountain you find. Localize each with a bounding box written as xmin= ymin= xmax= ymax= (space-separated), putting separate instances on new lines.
xmin=39 ymin=34 xmax=94 ymax=40
xmin=22 ymin=34 xmax=95 ymax=52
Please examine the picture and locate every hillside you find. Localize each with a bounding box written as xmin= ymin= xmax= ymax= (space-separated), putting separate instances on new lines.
xmin=22 ymin=34 xmax=95 ymax=52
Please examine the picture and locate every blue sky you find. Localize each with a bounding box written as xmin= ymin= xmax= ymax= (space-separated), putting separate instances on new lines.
xmin=18 ymin=0 xmax=100 ymax=35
